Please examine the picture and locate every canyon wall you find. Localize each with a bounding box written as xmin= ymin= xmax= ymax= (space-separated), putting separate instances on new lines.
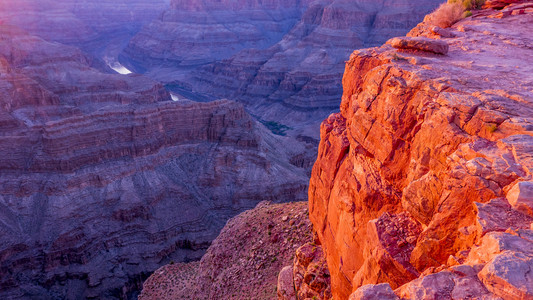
xmin=121 ymin=0 xmax=443 ymax=142
xmin=0 ymin=24 xmax=309 ymax=299
xmin=0 ymin=0 xmax=167 ymax=43
xmin=309 ymin=2 xmax=533 ymax=299
xmin=0 ymin=0 xmax=169 ymax=72
xmin=122 ymin=0 xmax=310 ymax=69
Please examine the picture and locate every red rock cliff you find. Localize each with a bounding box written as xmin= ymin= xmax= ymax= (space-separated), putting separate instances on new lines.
xmin=309 ymin=3 xmax=533 ymax=299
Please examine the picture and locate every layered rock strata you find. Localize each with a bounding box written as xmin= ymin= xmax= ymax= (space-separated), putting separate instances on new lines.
xmin=139 ymin=201 xmax=313 ymax=300
xmin=121 ymin=0 xmax=443 ymax=141
xmin=309 ymin=2 xmax=533 ymax=299
xmin=0 ymin=25 xmax=308 ymax=299
xmin=0 ymin=0 xmax=169 ymax=73
xmin=0 ymin=0 xmax=167 ymax=44
xmin=123 ymin=0 xmax=307 ymax=69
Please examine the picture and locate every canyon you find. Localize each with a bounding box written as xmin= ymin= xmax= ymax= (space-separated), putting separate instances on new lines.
xmin=3 ymin=0 xmax=531 ymax=299
xmin=142 ymin=1 xmax=533 ymax=299
xmin=0 ymin=1 xmax=447 ymax=298
xmin=121 ymin=0 xmax=443 ymax=143
xmin=0 ymin=16 xmax=308 ymax=300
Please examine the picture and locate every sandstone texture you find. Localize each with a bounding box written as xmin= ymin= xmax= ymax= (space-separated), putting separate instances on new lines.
xmin=284 ymin=242 xmax=332 ymax=300
xmin=121 ymin=0 xmax=443 ymax=144
xmin=0 ymin=24 xmax=309 ymax=299
xmin=387 ymin=36 xmax=449 ymax=55
xmin=308 ymin=2 xmax=533 ymax=299
xmin=139 ymin=201 xmax=313 ymax=300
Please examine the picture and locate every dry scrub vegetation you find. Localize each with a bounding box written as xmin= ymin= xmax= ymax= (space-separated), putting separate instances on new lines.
xmin=427 ymin=0 xmax=485 ymax=28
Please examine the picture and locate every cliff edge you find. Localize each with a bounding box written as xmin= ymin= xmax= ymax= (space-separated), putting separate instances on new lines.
xmin=307 ymin=1 xmax=533 ymax=299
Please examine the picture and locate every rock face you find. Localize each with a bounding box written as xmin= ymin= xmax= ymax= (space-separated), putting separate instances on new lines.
xmin=0 ymin=0 xmax=167 ymax=43
xmin=123 ymin=0 xmax=307 ymax=68
xmin=308 ymin=2 xmax=533 ymax=299
xmin=139 ymin=201 xmax=313 ymax=300
xmin=121 ymin=0 xmax=443 ymax=142
xmin=290 ymin=243 xmax=332 ymax=299
xmin=350 ymin=283 xmax=399 ymax=300
xmin=0 ymin=24 xmax=308 ymax=299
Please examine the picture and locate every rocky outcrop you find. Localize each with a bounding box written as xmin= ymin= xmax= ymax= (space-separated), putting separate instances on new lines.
xmin=308 ymin=2 xmax=533 ymax=299
xmin=387 ymin=36 xmax=449 ymax=55
xmin=285 ymin=242 xmax=332 ymax=300
xmin=349 ymin=283 xmax=399 ymax=300
xmin=0 ymin=25 xmax=309 ymax=299
xmin=139 ymin=201 xmax=313 ymax=300
xmin=121 ymin=0 xmax=443 ymax=142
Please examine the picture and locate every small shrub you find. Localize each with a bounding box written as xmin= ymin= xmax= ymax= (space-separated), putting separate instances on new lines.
xmin=486 ymin=123 xmax=498 ymax=133
xmin=428 ymin=2 xmax=465 ymax=28
xmin=464 ymin=10 xmax=473 ymax=17
xmin=260 ymin=120 xmax=292 ymax=136
xmin=391 ymin=53 xmax=407 ymax=61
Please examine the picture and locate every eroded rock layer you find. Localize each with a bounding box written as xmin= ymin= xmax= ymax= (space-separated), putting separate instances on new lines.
xmin=0 ymin=0 xmax=167 ymax=43
xmin=0 ymin=25 xmax=308 ymax=299
xmin=309 ymin=3 xmax=533 ymax=299
xmin=0 ymin=0 xmax=169 ymax=75
xmin=121 ymin=0 xmax=443 ymax=141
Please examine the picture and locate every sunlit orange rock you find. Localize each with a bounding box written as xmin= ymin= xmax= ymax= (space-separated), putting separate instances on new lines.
xmin=309 ymin=2 xmax=533 ymax=299
xmin=291 ymin=243 xmax=332 ymax=300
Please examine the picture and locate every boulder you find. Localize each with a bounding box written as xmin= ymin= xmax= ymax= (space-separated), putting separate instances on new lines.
xmin=507 ymin=181 xmax=533 ymax=216
xmin=467 ymin=232 xmax=533 ymax=264
xmin=292 ymin=243 xmax=332 ymax=300
xmin=387 ymin=36 xmax=449 ymax=54
xmin=278 ymin=266 xmax=297 ymax=300
xmin=394 ymin=271 xmax=456 ymax=300
xmin=349 ymin=283 xmax=399 ymax=300
xmin=478 ymin=251 xmax=533 ymax=299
